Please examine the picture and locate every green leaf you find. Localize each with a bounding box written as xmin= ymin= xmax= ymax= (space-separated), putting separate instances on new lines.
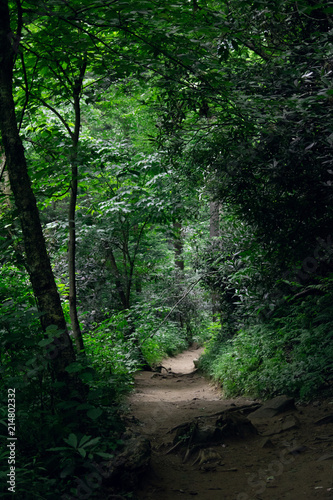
xmin=95 ymin=452 xmax=114 ymax=459
xmin=77 ymin=447 xmax=87 ymax=458
xmin=65 ymin=362 xmax=84 ymax=373
xmin=80 ymin=436 xmax=101 ymax=448
xmin=64 ymin=433 xmax=78 ymax=448
xmin=38 ymin=337 xmax=54 ymax=347
xmin=45 ymin=324 xmax=62 ymax=334
xmin=78 ymin=435 xmax=93 ymax=447
xmin=87 ymin=408 xmax=103 ymax=420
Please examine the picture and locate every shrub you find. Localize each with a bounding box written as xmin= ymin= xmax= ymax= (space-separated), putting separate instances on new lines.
xmin=200 ymin=291 xmax=333 ymax=400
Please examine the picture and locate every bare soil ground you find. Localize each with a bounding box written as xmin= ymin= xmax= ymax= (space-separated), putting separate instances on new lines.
xmin=127 ymin=345 xmax=333 ymax=500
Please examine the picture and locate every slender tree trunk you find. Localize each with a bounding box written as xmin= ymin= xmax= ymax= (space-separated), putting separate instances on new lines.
xmin=68 ymin=160 xmax=84 ymax=352
xmin=0 ymin=152 xmax=11 ymax=207
xmin=209 ymin=201 xmax=220 ymax=238
xmin=0 ymin=151 xmax=5 ymax=180
xmin=210 ymin=201 xmax=220 ymax=321
xmin=130 ymin=220 xmax=148 ymax=298
xmin=173 ymin=221 xmax=186 ymax=330
xmin=105 ymin=246 xmax=129 ymax=309
xmin=68 ymin=61 xmax=87 ymax=353
xmin=3 ymin=168 xmax=11 ymax=204
xmin=0 ymin=1 xmax=76 ymax=387
xmin=135 ymin=279 xmax=142 ymax=293
xmin=173 ymin=221 xmax=184 ymax=271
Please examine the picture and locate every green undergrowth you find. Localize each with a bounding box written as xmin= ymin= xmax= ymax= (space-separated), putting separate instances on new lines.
xmin=140 ymin=327 xmax=189 ymax=365
xmin=0 ymin=335 xmax=126 ymax=498
xmin=0 ymin=271 xmax=125 ymax=499
xmin=85 ymin=308 xmax=192 ymax=374
xmin=200 ymin=292 xmax=333 ymax=401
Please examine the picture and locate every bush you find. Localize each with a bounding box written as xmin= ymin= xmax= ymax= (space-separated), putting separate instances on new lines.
xmin=200 ymin=291 xmax=333 ymax=400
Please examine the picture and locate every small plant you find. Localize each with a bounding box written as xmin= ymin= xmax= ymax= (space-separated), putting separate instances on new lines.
xmin=48 ymin=433 xmax=114 ymax=478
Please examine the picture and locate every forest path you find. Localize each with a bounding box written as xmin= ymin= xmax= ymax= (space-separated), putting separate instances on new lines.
xmin=127 ymin=346 xmax=333 ymax=500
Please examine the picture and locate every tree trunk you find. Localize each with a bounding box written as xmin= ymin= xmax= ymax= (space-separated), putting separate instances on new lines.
xmin=173 ymin=221 xmax=186 ymax=330
xmin=0 ymin=152 xmax=11 ymax=207
xmin=105 ymin=246 xmax=129 ymax=309
xmin=0 ymin=0 xmax=76 ymax=389
xmin=68 ymin=160 xmax=84 ymax=352
xmin=3 ymin=168 xmax=11 ymax=204
xmin=209 ymin=201 xmax=220 ymax=238
xmin=68 ymin=61 xmax=87 ymax=354
xmin=173 ymin=221 xmax=184 ymax=271
xmin=135 ymin=279 xmax=142 ymax=293
xmin=210 ymin=201 xmax=220 ymax=321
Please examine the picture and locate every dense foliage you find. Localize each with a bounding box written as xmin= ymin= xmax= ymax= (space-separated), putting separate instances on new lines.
xmin=0 ymin=0 xmax=332 ymax=497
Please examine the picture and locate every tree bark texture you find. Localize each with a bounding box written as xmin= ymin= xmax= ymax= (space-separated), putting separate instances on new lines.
xmin=0 ymin=151 xmax=11 ymax=207
xmin=68 ymin=61 xmax=87 ymax=353
xmin=209 ymin=201 xmax=220 ymax=238
xmin=0 ymin=0 xmax=76 ymax=384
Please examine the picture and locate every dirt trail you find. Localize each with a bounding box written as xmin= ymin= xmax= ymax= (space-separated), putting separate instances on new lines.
xmin=127 ymin=346 xmax=333 ymax=500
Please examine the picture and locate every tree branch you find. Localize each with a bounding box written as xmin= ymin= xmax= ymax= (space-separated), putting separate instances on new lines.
xmin=36 ymin=97 xmax=74 ymax=140
xmin=142 ymin=270 xmax=220 ymax=344
xmin=242 ymin=40 xmax=271 ymax=61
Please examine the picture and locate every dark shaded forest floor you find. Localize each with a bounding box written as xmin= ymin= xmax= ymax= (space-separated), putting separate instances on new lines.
xmin=127 ymin=346 xmax=333 ymax=500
